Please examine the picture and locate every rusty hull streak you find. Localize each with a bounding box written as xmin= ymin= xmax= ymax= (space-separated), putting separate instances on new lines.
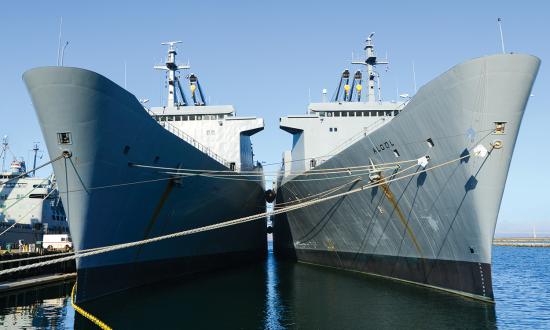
xmin=143 ymin=180 xmax=175 ymax=239
xmin=380 ymin=179 xmax=423 ymax=255
xmin=132 ymin=180 xmax=175 ymax=261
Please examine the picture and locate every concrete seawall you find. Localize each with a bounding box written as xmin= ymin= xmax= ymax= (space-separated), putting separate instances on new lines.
xmin=493 ymin=238 xmax=550 ymax=247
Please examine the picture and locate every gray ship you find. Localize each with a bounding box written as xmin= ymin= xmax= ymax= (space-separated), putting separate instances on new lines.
xmin=274 ymin=34 xmax=539 ymax=302
xmin=0 ymin=140 xmax=68 ymax=248
xmin=23 ymin=41 xmax=267 ymax=302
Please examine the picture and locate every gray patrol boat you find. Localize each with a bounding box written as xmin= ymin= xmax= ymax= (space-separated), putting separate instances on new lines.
xmin=23 ymin=41 xmax=267 ymax=302
xmin=274 ymin=34 xmax=540 ymax=301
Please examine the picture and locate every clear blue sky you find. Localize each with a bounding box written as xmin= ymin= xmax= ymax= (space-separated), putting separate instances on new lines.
xmin=1 ymin=0 xmax=548 ymax=235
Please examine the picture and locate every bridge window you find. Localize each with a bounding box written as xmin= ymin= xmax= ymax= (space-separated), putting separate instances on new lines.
xmin=326 ymin=112 xmax=333 ymax=117
xmin=378 ymin=111 xmax=384 ymax=116
xmin=182 ymin=115 xmax=189 ymax=121
xmin=167 ymin=116 xmax=174 ymax=121
xmin=319 ymin=112 xmax=326 ymax=117
xmin=342 ymin=112 xmax=348 ymax=117
xmin=329 ymin=128 xmax=333 ymax=132
xmin=394 ymin=110 xmax=399 ymax=116
xmin=334 ymin=112 xmax=340 ymax=117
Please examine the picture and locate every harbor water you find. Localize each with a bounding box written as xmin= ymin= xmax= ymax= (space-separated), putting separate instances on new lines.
xmin=0 ymin=244 xmax=548 ymax=329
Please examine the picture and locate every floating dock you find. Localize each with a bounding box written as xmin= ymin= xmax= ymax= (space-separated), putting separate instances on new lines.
xmin=0 ymin=273 xmax=75 ymax=294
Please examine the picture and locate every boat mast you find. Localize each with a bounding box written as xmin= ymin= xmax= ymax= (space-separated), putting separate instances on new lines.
xmin=154 ymin=41 xmax=190 ymax=107
xmin=1 ymin=136 xmax=8 ymax=172
xmin=352 ymin=33 xmax=388 ymax=103
xmin=32 ymin=142 xmax=39 ymax=177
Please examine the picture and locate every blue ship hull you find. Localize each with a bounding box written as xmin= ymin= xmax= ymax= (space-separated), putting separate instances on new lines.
xmin=24 ymin=67 xmax=267 ymax=302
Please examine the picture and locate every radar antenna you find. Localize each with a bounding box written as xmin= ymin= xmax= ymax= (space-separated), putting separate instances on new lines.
xmin=352 ymin=32 xmax=389 ymax=103
xmin=154 ymin=41 xmax=191 ymax=107
xmin=31 ymin=142 xmax=40 ymax=177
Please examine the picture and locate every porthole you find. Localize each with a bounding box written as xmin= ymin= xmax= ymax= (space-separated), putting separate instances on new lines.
xmin=426 ymin=138 xmax=434 ymax=148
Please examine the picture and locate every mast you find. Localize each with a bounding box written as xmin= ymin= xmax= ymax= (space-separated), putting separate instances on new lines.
xmin=352 ymin=33 xmax=388 ymax=103
xmin=32 ymin=142 xmax=39 ymax=177
xmin=1 ymin=136 xmax=8 ymax=172
xmin=154 ymin=41 xmax=190 ymax=107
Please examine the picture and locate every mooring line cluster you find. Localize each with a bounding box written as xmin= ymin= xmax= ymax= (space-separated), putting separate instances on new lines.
xmin=0 ymin=147 xmax=481 ymax=330
xmin=0 ymin=150 xmax=475 ymax=277
xmin=131 ymin=160 xmax=409 ymax=177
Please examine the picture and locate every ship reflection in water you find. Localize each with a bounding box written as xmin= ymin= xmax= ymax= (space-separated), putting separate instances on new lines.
xmin=0 ymin=244 xmax=503 ymax=329
xmin=0 ymin=282 xmax=74 ymax=328
xmin=77 ymin=251 xmax=497 ymax=329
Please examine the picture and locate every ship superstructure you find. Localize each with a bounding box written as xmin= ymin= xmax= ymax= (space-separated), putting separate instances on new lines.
xmin=23 ymin=41 xmax=267 ymax=302
xmin=280 ymin=34 xmax=405 ymax=174
xmin=274 ymin=34 xmax=540 ymax=301
xmin=0 ymin=140 xmax=68 ymax=248
xmin=149 ymin=42 xmax=263 ymax=171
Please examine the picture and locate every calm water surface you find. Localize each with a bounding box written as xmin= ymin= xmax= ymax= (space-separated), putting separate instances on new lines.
xmin=0 ymin=245 xmax=548 ymax=329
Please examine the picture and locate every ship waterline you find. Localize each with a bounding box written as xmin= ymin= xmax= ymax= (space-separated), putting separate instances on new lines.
xmin=275 ymin=49 xmax=540 ymax=301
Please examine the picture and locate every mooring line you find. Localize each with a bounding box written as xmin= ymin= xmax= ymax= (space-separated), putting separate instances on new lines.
xmin=0 ymin=151 xmax=474 ymax=277
xmin=71 ymin=282 xmax=112 ymax=330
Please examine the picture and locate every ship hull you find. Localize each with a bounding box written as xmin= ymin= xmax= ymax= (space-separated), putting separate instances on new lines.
xmin=24 ymin=67 xmax=267 ymax=302
xmin=275 ymin=54 xmax=540 ymax=301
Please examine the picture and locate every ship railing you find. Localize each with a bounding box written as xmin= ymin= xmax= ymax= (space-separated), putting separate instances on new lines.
xmin=145 ymin=109 xmax=231 ymax=168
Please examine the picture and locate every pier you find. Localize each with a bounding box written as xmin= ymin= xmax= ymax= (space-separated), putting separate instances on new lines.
xmin=0 ymin=273 xmax=75 ymax=294
xmin=493 ymin=237 xmax=550 ymax=247
xmin=0 ymin=251 xmax=76 ymax=293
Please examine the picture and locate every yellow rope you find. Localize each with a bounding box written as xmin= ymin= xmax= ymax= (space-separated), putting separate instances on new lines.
xmin=71 ymin=282 xmax=112 ymax=330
